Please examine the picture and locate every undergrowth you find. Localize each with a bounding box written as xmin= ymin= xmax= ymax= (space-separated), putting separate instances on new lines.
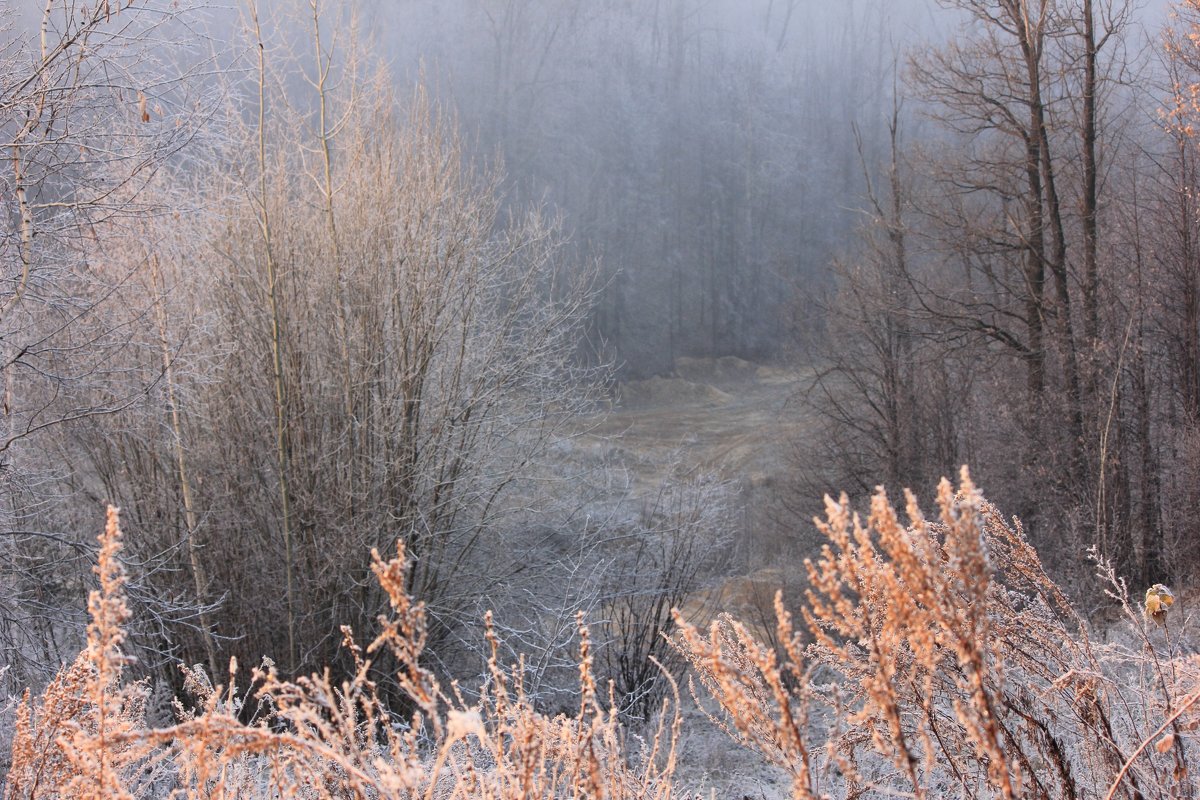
xmin=3 ymin=469 xmax=1198 ymax=799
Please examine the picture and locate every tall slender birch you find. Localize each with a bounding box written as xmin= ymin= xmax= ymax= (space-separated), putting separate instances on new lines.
xmin=307 ymin=0 xmax=357 ymax=516
xmin=248 ymin=0 xmax=297 ymax=671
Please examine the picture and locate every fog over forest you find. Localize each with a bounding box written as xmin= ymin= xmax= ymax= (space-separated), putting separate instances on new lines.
xmin=6 ymin=1 xmax=1200 ymax=796
xmin=365 ymin=0 xmax=940 ymax=375
xmin=351 ymin=0 xmax=1171 ymax=376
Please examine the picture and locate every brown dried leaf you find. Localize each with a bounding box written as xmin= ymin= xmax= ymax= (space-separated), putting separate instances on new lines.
xmin=1145 ymin=584 xmax=1175 ymax=626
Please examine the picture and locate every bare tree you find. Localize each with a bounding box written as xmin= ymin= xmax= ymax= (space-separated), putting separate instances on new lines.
xmin=887 ymin=0 xmax=1144 ymax=561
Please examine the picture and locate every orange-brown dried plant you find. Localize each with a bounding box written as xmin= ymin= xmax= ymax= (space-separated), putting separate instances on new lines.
xmin=4 ymin=510 xmax=680 ymax=800
xmin=674 ymin=468 xmax=1200 ymax=799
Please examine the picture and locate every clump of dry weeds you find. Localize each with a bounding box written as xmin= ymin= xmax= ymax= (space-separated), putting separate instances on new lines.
xmin=674 ymin=468 xmax=1200 ymax=799
xmin=3 ymin=508 xmax=680 ymax=799
xmin=6 ymin=507 xmax=164 ymax=800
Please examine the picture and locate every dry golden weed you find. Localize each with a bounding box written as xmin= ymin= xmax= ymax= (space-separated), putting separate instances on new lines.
xmin=674 ymin=468 xmax=1200 ymax=800
xmin=4 ymin=507 xmax=680 ymax=800
xmin=5 ymin=507 xmax=162 ymax=800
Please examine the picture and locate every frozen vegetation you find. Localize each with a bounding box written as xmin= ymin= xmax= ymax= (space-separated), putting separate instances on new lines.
xmin=3 ymin=0 xmax=1200 ymax=796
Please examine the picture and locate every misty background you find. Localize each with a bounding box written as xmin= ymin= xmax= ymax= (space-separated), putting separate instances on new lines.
xmin=344 ymin=0 xmax=940 ymax=376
